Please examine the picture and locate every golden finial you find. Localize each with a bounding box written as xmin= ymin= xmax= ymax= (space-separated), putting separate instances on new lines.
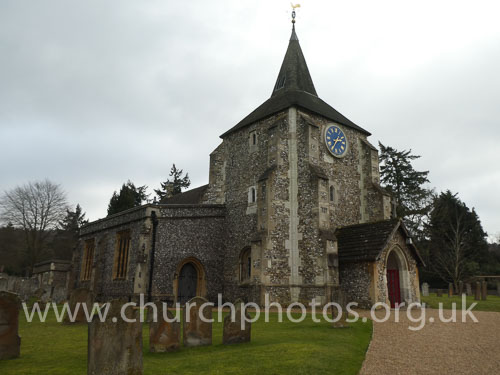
xmin=291 ymin=3 xmax=301 ymax=24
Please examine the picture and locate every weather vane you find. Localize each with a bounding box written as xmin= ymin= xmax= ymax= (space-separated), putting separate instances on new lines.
xmin=291 ymin=3 xmax=301 ymax=24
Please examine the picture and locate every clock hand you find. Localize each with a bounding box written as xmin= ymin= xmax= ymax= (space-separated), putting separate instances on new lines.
xmin=332 ymin=137 xmax=341 ymax=149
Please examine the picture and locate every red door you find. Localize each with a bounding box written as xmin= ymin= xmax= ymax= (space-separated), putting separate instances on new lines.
xmin=387 ymin=269 xmax=401 ymax=308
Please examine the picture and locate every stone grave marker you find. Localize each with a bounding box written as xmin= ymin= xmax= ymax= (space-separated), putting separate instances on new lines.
xmin=88 ymin=299 xmax=142 ymax=375
xmin=64 ymin=288 xmax=93 ymax=324
xmin=421 ymin=283 xmax=429 ymax=297
xmin=466 ymin=283 xmax=472 ymax=297
xmin=149 ymin=303 xmax=181 ymax=352
xmin=436 ymin=289 xmax=443 ymax=297
xmin=474 ymin=282 xmax=481 ymax=301
xmin=331 ymin=288 xmax=349 ymax=328
xmin=0 ymin=278 xmax=7 ymax=292
xmin=183 ymin=296 xmax=212 ymax=347
xmin=481 ymin=281 xmax=487 ymax=301
xmin=223 ymin=300 xmax=251 ymax=345
xmin=448 ymin=283 xmax=454 ymax=297
xmin=0 ymin=291 xmax=21 ymax=360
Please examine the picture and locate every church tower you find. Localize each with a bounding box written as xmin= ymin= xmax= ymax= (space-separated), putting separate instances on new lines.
xmin=75 ymin=19 xmax=423 ymax=309
xmin=204 ymin=24 xmax=393 ymax=305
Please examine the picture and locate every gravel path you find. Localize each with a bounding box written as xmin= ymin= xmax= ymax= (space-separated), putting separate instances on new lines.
xmin=359 ymin=309 xmax=500 ymax=374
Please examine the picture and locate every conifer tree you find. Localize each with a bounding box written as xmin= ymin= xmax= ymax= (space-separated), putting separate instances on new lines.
xmin=379 ymin=142 xmax=432 ymax=236
xmin=425 ymin=191 xmax=489 ymax=290
xmin=107 ymin=181 xmax=148 ymax=216
xmin=155 ymin=164 xmax=191 ymax=201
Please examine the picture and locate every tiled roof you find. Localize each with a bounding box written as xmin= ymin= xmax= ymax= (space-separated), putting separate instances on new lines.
xmin=336 ymin=219 xmax=424 ymax=265
xmin=161 ymin=185 xmax=209 ymax=205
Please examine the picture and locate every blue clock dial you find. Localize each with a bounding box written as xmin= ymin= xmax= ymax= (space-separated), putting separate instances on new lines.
xmin=325 ymin=125 xmax=348 ymax=157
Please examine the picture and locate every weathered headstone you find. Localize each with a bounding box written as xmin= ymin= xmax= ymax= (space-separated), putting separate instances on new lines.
xmin=458 ymin=281 xmax=464 ymax=296
xmin=436 ymin=289 xmax=443 ymax=297
xmin=448 ymin=283 xmax=454 ymax=297
xmin=88 ymin=299 xmax=142 ymax=375
xmin=64 ymin=288 xmax=93 ymax=324
xmin=331 ymin=288 xmax=349 ymax=328
xmin=481 ymin=281 xmax=487 ymax=301
xmin=33 ymin=288 xmax=45 ymax=301
xmin=0 ymin=278 xmax=7 ymax=292
xmin=421 ymin=283 xmax=429 ymax=297
xmin=466 ymin=283 xmax=472 ymax=297
xmin=223 ymin=300 xmax=251 ymax=345
xmin=0 ymin=291 xmax=21 ymax=360
xmin=149 ymin=303 xmax=180 ymax=352
xmin=474 ymin=282 xmax=481 ymax=301
xmin=183 ymin=297 xmax=212 ymax=347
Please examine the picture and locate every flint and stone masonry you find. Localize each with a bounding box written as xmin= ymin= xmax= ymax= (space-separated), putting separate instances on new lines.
xmin=74 ymin=26 xmax=423 ymax=308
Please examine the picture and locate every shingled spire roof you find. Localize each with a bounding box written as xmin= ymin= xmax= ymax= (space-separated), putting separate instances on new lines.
xmin=221 ymin=26 xmax=370 ymax=138
xmin=270 ymin=25 xmax=317 ymax=97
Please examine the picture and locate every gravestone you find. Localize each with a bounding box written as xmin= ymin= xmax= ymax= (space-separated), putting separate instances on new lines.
xmin=481 ymin=281 xmax=487 ymax=301
xmin=474 ymin=282 xmax=481 ymax=301
xmin=64 ymin=288 xmax=93 ymax=324
xmin=40 ymin=288 xmax=52 ymax=303
xmin=0 ymin=291 xmax=21 ymax=360
xmin=458 ymin=281 xmax=464 ymax=296
xmin=421 ymin=283 xmax=429 ymax=297
xmin=149 ymin=303 xmax=180 ymax=352
xmin=436 ymin=289 xmax=443 ymax=297
xmin=466 ymin=283 xmax=472 ymax=297
xmin=0 ymin=278 xmax=7 ymax=292
xmin=223 ymin=300 xmax=251 ymax=345
xmin=448 ymin=283 xmax=454 ymax=297
xmin=183 ymin=297 xmax=212 ymax=347
xmin=331 ymin=288 xmax=349 ymax=328
xmin=88 ymin=299 xmax=142 ymax=375
xmin=33 ymin=288 xmax=45 ymax=301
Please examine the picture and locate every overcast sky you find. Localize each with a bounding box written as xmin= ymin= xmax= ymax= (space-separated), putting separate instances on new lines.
xmin=1 ymin=0 xmax=499 ymax=239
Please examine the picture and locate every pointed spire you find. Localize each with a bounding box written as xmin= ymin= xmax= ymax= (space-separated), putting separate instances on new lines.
xmin=290 ymin=24 xmax=298 ymax=41
xmin=271 ymin=26 xmax=317 ymax=97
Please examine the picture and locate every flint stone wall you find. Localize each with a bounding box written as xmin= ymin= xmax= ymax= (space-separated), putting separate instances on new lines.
xmin=152 ymin=206 xmax=225 ymax=303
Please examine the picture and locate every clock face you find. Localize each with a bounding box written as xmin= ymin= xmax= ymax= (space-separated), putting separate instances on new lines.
xmin=325 ymin=124 xmax=348 ymax=158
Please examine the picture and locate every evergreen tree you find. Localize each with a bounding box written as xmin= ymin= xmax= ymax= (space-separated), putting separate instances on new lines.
xmin=107 ymin=181 xmax=148 ymax=216
xmin=425 ymin=191 xmax=489 ymax=290
xmin=379 ymin=142 xmax=432 ymax=237
xmin=52 ymin=204 xmax=88 ymax=260
xmin=155 ymin=164 xmax=191 ymax=201
xmin=0 ymin=223 xmax=25 ymax=275
xmin=59 ymin=204 xmax=88 ymax=232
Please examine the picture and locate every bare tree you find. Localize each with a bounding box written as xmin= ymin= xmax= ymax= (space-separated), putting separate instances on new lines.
xmin=0 ymin=179 xmax=68 ymax=275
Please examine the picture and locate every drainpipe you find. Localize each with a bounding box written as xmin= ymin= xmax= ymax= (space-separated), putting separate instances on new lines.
xmin=147 ymin=210 xmax=159 ymax=303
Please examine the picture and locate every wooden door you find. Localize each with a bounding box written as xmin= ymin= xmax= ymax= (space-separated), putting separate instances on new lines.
xmin=387 ymin=269 xmax=401 ymax=308
xmin=178 ymin=263 xmax=198 ymax=304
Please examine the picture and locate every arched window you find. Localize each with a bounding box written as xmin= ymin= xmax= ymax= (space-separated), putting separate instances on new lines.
xmin=240 ymin=248 xmax=251 ymax=282
xmin=329 ymin=186 xmax=335 ymax=202
xmin=252 ymin=133 xmax=257 ymax=145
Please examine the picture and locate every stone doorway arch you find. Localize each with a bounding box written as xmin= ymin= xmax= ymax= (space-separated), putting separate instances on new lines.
xmin=173 ymin=257 xmax=206 ymax=304
xmin=385 ymin=246 xmax=410 ymax=308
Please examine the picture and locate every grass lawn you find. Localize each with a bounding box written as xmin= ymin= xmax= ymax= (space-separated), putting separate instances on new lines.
xmin=0 ymin=309 xmax=372 ymax=375
xmin=421 ymin=293 xmax=500 ymax=312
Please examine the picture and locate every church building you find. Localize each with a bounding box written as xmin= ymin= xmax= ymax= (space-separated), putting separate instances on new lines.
xmin=74 ymin=24 xmax=423 ymax=308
